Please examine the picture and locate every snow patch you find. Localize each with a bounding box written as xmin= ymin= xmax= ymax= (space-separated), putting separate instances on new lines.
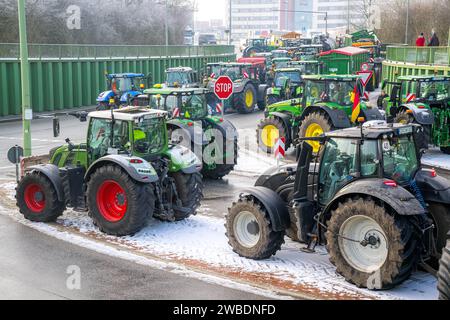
xmin=422 ymin=149 xmax=450 ymax=170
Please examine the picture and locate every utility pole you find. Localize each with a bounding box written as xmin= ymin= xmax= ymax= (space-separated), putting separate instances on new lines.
xmin=17 ymin=0 xmax=32 ymax=157
xmin=405 ymin=0 xmax=410 ymax=44
xmin=228 ymin=0 xmax=232 ymax=45
xmin=347 ymin=0 xmax=350 ymax=34
xmin=165 ymin=0 xmax=169 ymax=46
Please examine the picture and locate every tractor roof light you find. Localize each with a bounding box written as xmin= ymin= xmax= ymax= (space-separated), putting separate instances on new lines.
xmin=406 ymin=110 xmax=413 ymax=114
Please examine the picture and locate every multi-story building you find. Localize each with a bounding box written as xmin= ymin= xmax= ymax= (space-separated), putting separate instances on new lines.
xmin=279 ymin=0 xmax=314 ymax=34
xmin=312 ymin=0 xmax=366 ymax=34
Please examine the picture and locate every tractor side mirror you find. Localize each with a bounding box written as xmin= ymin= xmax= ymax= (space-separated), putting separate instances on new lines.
xmin=53 ymin=117 xmax=60 ymax=138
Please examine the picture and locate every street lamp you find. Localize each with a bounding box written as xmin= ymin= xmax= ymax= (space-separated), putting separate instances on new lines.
xmin=17 ymin=0 xmax=32 ymax=156
xmin=405 ymin=0 xmax=410 ymax=44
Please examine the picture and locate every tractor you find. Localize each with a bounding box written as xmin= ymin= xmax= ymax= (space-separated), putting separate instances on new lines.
xmin=207 ymin=62 xmax=269 ymax=114
xmin=16 ymin=107 xmax=204 ymax=237
xmin=96 ymin=73 xmax=151 ymax=110
xmin=381 ymin=76 xmax=449 ymax=153
xmin=165 ymin=67 xmax=200 ymax=88
xmin=437 ymin=232 xmax=449 ymax=300
xmin=271 ymin=49 xmax=289 ymax=59
xmin=294 ymin=44 xmax=323 ymax=61
xmin=227 ymin=122 xmax=450 ymax=290
xmin=138 ymin=87 xmax=238 ymax=180
xmin=257 ymin=75 xmax=384 ymax=154
xmin=242 ymin=38 xmax=279 ymax=57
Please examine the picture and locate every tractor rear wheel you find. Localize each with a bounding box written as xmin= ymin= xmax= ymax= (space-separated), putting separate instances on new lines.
xmin=326 ymin=199 xmax=421 ymax=290
xmin=299 ymin=112 xmax=333 ymax=154
xmin=87 ymin=165 xmax=155 ymax=236
xmin=170 ymin=172 xmax=203 ymax=221
xmin=234 ymin=84 xmax=257 ymax=114
xmin=437 ymin=235 xmax=450 ymax=300
xmin=202 ymin=139 xmax=237 ymax=180
xmin=257 ymin=117 xmax=289 ymax=154
xmin=226 ymin=197 xmax=285 ymax=260
xmin=16 ymin=172 xmax=65 ymax=222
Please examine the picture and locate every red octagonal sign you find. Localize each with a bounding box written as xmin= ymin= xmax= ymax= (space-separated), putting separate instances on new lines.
xmin=214 ymin=76 xmax=234 ymax=100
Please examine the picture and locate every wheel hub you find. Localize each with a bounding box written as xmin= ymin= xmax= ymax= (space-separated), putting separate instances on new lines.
xmin=24 ymin=184 xmax=46 ymax=213
xmin=234 ymin=211 xmax=261 ymax=248
xmin=261 ymin=125 xmax=280 ymax=148
xmin=305 ymin=123 xmax=324 ymax=153
xmin=247 ymin=221 xmax=260 ymax=236
xmin=97 ymin=180 xmax=128 ymax=223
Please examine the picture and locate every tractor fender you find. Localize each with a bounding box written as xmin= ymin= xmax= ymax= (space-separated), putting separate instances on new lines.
xmin=270 ymin=112 xmax=293 ymax=142
xmin=257 ymin=84 xmax=269 ymax=101
xmin=96 ymin=90 xmax=114 ymax=103
xmin=234 ymin=80 xmax=256 ymax=94
xmin=85 ymin=155 xmax=159 ymax=184
xmin=166 ymin=145 xmax=202 ymax=174
xmin=400 ymin=103 xmax=435 ymax=125
xmin=255 ymin=164 xmax=296 ymax=190
xmin=303 ymin=105 xmax=351 ymax=129
xmin=167 ymin=120 xmax=208 ymax=146
xmin=28 ymin=164 xmax=64 ymax=202
xmin=361 ymin=107 xmax=384 ymax=121
xmin=240 ymin=186 xmax=290 ymax=232
xmin=120 ymin=91 xmax=142 ymax=104
xmin=415 ymin=169 xmax=450 ymax=205
xmin=208 ymin=118 xmax=238 ymax=143
xmin=323 ymin=179 xmax=426 ymax=219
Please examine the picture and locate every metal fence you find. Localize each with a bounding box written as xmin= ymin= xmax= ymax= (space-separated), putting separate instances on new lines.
xmin=0 ymin=43 xmax=234 ymax=60
xmin=386 ymin=46 xmax=450 ymax=66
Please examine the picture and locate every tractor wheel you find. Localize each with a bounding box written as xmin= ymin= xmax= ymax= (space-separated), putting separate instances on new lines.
xmin=257 ymin=117 xmax=289 ymax=154
xmin=266 ymin=95 xmax=280 ymax=107
xmin=326 ymin=198 xmax=421 ymax=290
xmin=234 ymin=84 xmax=257 ymax=114
xmin=428 ymin=203 xmax=450 ymax=256
xmin=170 ymin=172 xmax=203 ymax=221
xmin=298 ymin=112 xmax=333 ymax=154
xmin=96 ymin=102 xmax=109 ymax=111
xmin=87 ymin=165 xmax=155 ymax=236
xmin=437 ymin=235 xmax=450 ymax=300
xmin=257 ymin=88 xmax=268 ymax=111
xmin=226 ymin=197 xmax=285 ymax=260
xmin=441 ymin=147 xmax=450 ymax=155
xmin=16 ymin=172 xmax=65 ymax=223
xmin=394 ymin=111 xmax=430 ymax=150
xmin=202 ymin=139 xmax=237 ymax=180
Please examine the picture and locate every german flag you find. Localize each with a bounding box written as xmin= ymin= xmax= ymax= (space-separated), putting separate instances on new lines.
xmin=350 ymin=85 xmax=361 ymax=123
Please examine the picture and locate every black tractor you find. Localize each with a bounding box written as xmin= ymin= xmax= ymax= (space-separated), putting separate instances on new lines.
xmin=437 ymin=232 xmax=449 ymax=300
xmin=226 ymin=121 xmax=450 ymax=290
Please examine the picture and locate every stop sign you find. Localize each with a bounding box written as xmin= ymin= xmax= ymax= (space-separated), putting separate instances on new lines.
xmin=214 ymin=76 xmax=234 ymax=100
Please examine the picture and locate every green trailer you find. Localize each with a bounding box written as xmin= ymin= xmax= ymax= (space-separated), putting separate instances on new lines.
xmin=319 ymin=46 xmax=370 ymax=75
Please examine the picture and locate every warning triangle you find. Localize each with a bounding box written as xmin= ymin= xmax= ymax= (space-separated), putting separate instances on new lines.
xmin=357 ymin=71 xmax=373 ymax=87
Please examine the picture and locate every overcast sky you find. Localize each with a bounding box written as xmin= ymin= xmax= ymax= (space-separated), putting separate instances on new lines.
xmin=196 ymin=0 xmax=227 ymax=21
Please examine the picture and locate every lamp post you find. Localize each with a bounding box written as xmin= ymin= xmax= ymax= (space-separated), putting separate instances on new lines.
xmin=165 ymin=0 xmax=169 ymax=46
xmin=405 ymin=0 xmax=410 ymax=44
xmin=17 ymin=0 xmax=32 ymax=156
xmin=228 ymin=0 xmax=232 ymax=45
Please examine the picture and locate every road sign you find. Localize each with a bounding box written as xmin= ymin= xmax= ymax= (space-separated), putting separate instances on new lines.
xmin=357 ymin=71 xmax=373 ymax=87
xmin=274 ymin=137 xmax=286 ymax=159
xmin=7 ymin=145 xmax=24 ymax=164
xmin=361 ymin=62 xmax=370 ymax=72
xmin=214 ymin=76 xmax=234 ymax=100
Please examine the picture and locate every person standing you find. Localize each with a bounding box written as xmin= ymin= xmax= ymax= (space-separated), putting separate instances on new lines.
xmin=416 ymin=33 xmax=426 ymax=46
xmin=428 ymin=29 xmax=440 ymax=47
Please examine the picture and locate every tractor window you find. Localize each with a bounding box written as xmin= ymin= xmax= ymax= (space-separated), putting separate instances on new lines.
xmin=360 ymin=140 xmax=379 ymax=177
xmin=181 ymin=95 xmax=208 ymax=120
xmin=165 ymin=95 xmax=179 ymax=112
xmin=319 ymin=138 xmax=358 ymax=204
xmin=328 ymin=81 xmax=355 ymax=106
xmin=133 ymin=118 xmax=166 ymax=156
xmin=149 ymin=95 xmax=164 ymax=110
xmin=112 ymin=120 xmax=130 ymax=152
xmin=305 ymin=81 xmax=325 ymax=105
xmin=276 ymin=71 xmax=301 ymax=84
xmin=382 ymin=135 xmax=419 ymax=185
xmin=112 ymin=78 xmax=133 ymax=93
xmin=303 ymin=64 xmax=319 ymax=75
xmin=88 ymin=118 xmax=112 ymax=162
xmin=417 ymin=80 xmax=450 ymax=101
xmin=220 ymin=67 xmax=242 ymax=81
xmin=167 ymin=72 xmax=189 ymax=86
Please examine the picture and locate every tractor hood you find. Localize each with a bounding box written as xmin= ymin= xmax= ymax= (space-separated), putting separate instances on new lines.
xmin=267 ymin=98 xmax=302 ymax=110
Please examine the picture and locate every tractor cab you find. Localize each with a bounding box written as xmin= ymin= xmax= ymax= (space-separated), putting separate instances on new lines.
xmin=218 ymin=62 xmax=255 ymax=81
xmin=271 ymin=57 xmax=292 ymax=70
xmin=288 ymin=60 xmax=321 ymax=75
xmin=165 ymin=67 xmax=200 ymax=88
xmin=248 ymin=38 xmax=268 ymax=48
xmin=266 ymin=67 xmax=304 ymax=105
xmin=205 ymin=63 xmax=222 ymax=80
xmin=97 ymin=73 xmax=150 ymax=109
xmin=271 ymin=49 xmax=289 ymax=59
xmin=295 ymin=45 xmax=323 ymax=61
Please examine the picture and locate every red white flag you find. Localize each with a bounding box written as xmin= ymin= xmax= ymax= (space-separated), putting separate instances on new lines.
xmin=172 ymin=108 xmax=180 ymax=118
xmin=216 ymin=103 xmax=223 ymax=114
xmin=243 ymin=71 xmax=249 ymax=78
xmin=274 ymin=137 xmax=286 ymax=159
xmin=406 ymin=93 xmax=416 ymax=103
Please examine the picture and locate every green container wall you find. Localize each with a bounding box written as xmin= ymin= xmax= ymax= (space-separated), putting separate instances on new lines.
xmin=0 ymin=54 xmax=235 ymax=117
xmin=319 ymin=52 xmax=370 ymax=75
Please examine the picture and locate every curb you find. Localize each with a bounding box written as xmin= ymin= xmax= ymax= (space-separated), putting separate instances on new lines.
xmin=0 ymin=106 xmax=98 ymax=124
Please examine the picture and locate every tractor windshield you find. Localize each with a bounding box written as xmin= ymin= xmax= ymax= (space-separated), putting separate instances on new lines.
xmin=328 ymin=81 xmax=355 ymax=106
xmin=133 ymin=117 xmax=166 ymax=156
xmin=273 ymin=60 xmax=290 ymax=69
xmin=219 ymin=66 xmax=243 ymax=81
xmin=167 ymin=72 xmax=190 ymax=86
xmin=300 ymin=63 xmax=319 ymax=75
xmin=417 ymin=80 xmax=450 ymax=101
xmin=382 ymin=135 xmax=419 ymax=185
xmin=111 ymin=77 xmax=140 ymax=93
xmin=275 ymin=71 xmax=301 ymax=85
xmin=181 ymin=94 xmax=208 ymax=120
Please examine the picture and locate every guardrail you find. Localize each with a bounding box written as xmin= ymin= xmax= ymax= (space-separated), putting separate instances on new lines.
xmin=386 ymin=46 xmax=450 ymax=66
xmin=0 ymin=43 xmax=234 ymax=60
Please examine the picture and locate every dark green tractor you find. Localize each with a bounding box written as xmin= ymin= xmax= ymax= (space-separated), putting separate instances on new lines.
xmin=381 ymin=76 xmax=449 ymax=153
xmin=294 ymin=44 xmax=323 ymax=61
xmin=258 ymin=74 xmax=383 ymax=154
xmin=17 ymin=107 xmax=203 ymax=237
xmin=228 ymin=123 xmax=450 ymax=289
xmin=141 ymin=88 xmax=238 ymax=180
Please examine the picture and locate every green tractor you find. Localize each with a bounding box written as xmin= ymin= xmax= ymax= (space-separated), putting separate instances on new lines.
xmin=207 ymin=62 xmax=269 ymax=114
xmin=140 ymin=88 xmax=238 ymax=180
xmin=258 ymin=75 xmax=384 ymax=154
xmin=227 ymin=123 xmax=450 ymax=289
xmin=294 ymin=44 xmax=323 ymax=61
xmin=165 ymin=67 xmax=200 ymax=88
xmin=381 ymin=76 xmax=449 ymax=153
xmin=16 ymin=107 xmax=204 ymax=236
xmin=242 ymin=38 xmax=279 ymax=58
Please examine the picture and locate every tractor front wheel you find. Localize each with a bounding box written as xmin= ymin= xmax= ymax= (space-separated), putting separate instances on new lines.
xmin=257 ymin=117 xmax=289 ymax=154
xmin=226 ymin=197 xmax=285 ymax=260
xmin=299 ymin=112 xmax=333 ymax=154
xmin=234 ymin=85 xmax=257 ymax=114
xmin=326 ymin=199 xmax=420 ymax=290
xmin=16 ymin=172 xmax=65 ymax=222
xmin=202 ymin=139 xmax=238 ymax=180
xmin=170 ymin=172 xmax=203 ymax=221
xmin=87 ymin=165 xmax=155 ymax=236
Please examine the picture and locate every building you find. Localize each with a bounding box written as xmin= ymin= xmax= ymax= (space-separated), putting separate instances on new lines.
xmin=279 ymin=0 xmax=313 ymax=34
xmin=312 ymin=0 xmax=366 ymax=34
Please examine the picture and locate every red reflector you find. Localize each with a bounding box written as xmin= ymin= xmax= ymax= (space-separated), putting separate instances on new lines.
xmin=418 ymin=105 xmax=426 ymax=109
xmin=219 ymin=118 xmax=224 ymax=122
xmin=430 ymin=169 xmax=437 ymax=178
xmin=188 ymin=122 xmax=194 ymax=127
xmin=130 ymin=159 xmax=143 ymax=164
xmin=384 ymin=180 xmax=398 ymax=187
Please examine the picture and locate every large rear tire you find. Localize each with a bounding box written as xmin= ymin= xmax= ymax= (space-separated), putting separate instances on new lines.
xmin=16 ymin=172 xmax=65 ymax=223
xmin=299 ymin=112 xmax=333 ymax=154
xmin=437 ymin=235 xmax=450 ymax=300
xmin=326 ymin=199 xmax=421 ymax=290
xmin=257 ymin=117 xmax=289 ymax=154
xmin=202 ymin=139 xmax=237 ymax=180
xmin=234 ymin=84 xmax=257 ymax=114
xmin=171 ymin=172 xmax=203 ymax=221
xmin=87 ymin=165 xmax=155 ymax=236
xmin=226 ymin=198 xmax=285 ymax=260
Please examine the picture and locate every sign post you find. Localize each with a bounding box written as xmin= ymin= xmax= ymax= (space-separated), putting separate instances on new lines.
xmin=274 ymin=137 xmax=286 ymax=168
xmin=214 ymin=76 xmax=234 ymax=117
xmin=7 ymin=145 xmax=24 ymax=183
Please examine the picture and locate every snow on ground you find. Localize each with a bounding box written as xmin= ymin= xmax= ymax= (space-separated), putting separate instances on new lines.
xmin=422 ymin=148 xmax=450 ymax=171
xmin=0 ymin=182 xmax=438 ymax=300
